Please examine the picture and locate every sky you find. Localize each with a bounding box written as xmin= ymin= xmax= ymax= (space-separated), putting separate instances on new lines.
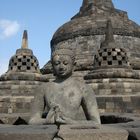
xmin=0 ymin=0 xmax=140 ymax=75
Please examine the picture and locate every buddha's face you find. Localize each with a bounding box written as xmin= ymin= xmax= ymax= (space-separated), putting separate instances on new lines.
xmin=52 ymin=55 xmax=73 ymax=78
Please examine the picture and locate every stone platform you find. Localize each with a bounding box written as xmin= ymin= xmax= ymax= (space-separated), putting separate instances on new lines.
xmin=101 ymin=113 xmax=140 ymax=140
xmin=58 ymin=124 xmax=128 ymax=140
xmin=0 ymin=124 xmax=128 ymax=140
xmin=0 ymin=125 xmax=57 ymax=140
xmin=0 ymin=113 xmax=139 ymax=140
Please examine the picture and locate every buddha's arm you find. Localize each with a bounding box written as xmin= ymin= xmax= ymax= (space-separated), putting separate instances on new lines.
xmin=82 ymin=85 xmax=101 ymax=124
xmin=29 ymin=87 xmax=47 ymax=125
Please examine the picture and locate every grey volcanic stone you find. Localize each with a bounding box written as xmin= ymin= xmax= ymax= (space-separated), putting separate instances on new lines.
xmin=0 ymin=125 xmax=57 ymax=140
xmin=101 ymin=113 xmax=140 ymax=140
xmin=108 ymin=121 xmax=140 ymax=140
xmin=128 ymin=128 xmax=140 ymax=140
xmin=29 ymin=49 xmax=101 ymax=125
xmin=58 ymin=124 xmax=128 ymax=140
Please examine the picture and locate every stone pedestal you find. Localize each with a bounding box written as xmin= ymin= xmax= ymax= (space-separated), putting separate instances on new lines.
xmin=58 ymin=124 xmax=128 ymax=140
xmin=0 ymin=125 xmax=57 ymax=140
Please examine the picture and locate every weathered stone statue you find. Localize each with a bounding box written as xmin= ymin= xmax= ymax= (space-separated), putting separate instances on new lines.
xmin=29 ymin=48 xmax=101 ymax=125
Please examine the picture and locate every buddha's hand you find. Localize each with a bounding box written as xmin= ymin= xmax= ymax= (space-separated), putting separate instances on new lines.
xmin=46 ymin=104 xmax=59 ymax=124
xmin=46 ymin=104 xmax=77 ymax=124
xmin=55 ymin=111 xmax=77 ymax=124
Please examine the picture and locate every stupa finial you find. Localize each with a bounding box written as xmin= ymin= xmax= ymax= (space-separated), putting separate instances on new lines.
xmin=100 ymin=20 xmax=115 ymax=48
xmin=82 ymin=0 xmax=114 ymax=9
xmin=21 ymin=30 xmax=28 ymax=49
xmin=105 ymin=20 xmax=114 ymax=43
xmin=72 ymin=0 xmax=114 ymax=19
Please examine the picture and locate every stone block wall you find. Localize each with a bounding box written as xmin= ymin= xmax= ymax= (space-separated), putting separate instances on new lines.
xmin=0 ymin=96 xmax=34 ymax=114
xmin=0 ymin=80 xmax=45 ymax=123
xmin=86 ymin=78 xmax=140 ymax=113
xmin=97 ymin=95 xmax=140 ymax=114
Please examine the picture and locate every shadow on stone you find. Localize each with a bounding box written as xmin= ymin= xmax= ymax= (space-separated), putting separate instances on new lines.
xmin=128 ymin=135 xmax=137 ymax=140
xmin=0 ymin=119 xmax=4 ymax=124
xmin=13 ymin=117 xmax=28 ymax=125
xmin=101 ymin=115 xmax=133 ymax=124
xmin=70 ymin=126 xmax=97 ymax=130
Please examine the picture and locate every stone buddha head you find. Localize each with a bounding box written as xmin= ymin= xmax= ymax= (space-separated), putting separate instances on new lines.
xmin=51 ymin=48 xmax=75 ymax=78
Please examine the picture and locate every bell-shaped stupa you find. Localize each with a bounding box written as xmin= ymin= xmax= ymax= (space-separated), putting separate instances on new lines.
xmin=94 ymin=20 xmax=131 ymax=71
xmin=1 ymin=30 xmax=47 ymax=81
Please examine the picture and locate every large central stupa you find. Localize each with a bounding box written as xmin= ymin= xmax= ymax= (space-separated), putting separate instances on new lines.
xmin=42 ymin=0 xmax=140 ymax=73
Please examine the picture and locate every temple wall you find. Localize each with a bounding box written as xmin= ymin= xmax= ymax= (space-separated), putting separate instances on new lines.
xmin=86 ymin=78 xmax=140 ymax=114
xmin=0 ymin=81 xmax=43 ymax=124
xmin=52 ymin=35 xmax=140 ymax=70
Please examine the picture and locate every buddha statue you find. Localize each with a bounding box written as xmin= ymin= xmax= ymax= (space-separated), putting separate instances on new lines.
xmin=29 ymin=48 xmax=101 ymax=125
